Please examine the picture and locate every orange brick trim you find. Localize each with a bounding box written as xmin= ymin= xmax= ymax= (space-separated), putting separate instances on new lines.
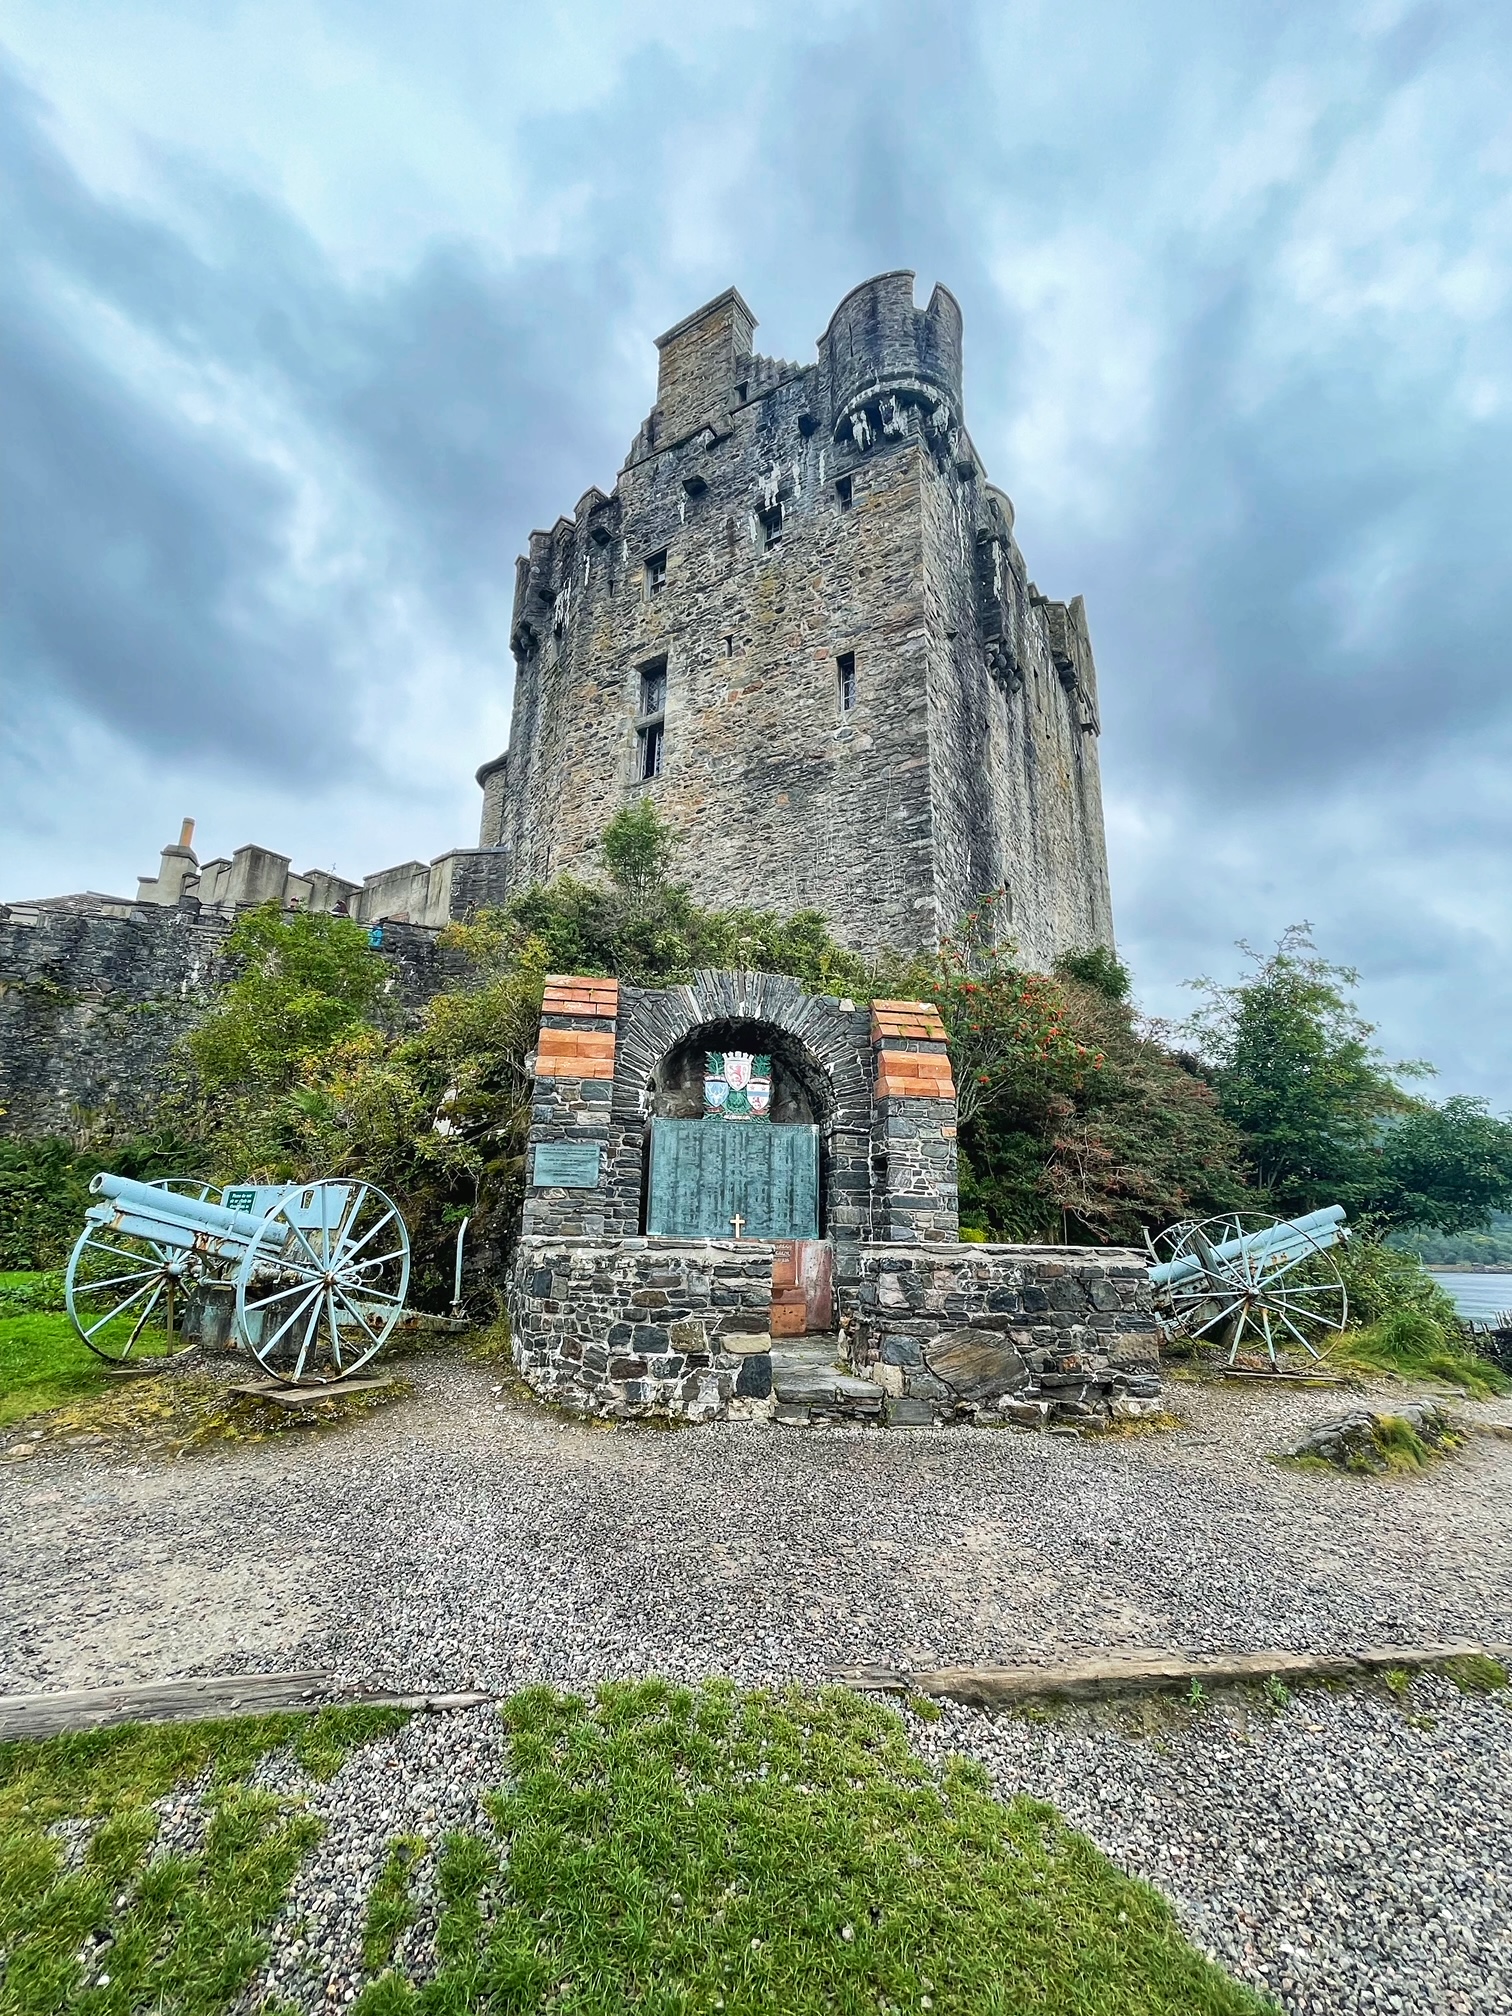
xmin=535 ymin=1027 xmax=617 ymax=1080
xmin=871 ymin=999 xmax=948 ymax=1044
xmin=875 ymin=1054 xmax=956 ymax=1101
xmin=543 ymin=974 xmax=619 ymax=1018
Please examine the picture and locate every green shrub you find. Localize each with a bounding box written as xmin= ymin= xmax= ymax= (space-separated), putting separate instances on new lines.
xmin=0 ymin=1133 xmax=207 ymax=1271
xmin=1334 ymin=1234 xmax=1463 ymax=1336
xmin=0 ymin=1269 xmax=66 ymax=1314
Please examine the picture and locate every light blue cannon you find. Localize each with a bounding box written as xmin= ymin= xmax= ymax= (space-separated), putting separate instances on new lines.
xmin=1148 ymin=1206 xmax=1349 ymax=1368
xmin=64 ymin=1170 xmax=410 ymax=1385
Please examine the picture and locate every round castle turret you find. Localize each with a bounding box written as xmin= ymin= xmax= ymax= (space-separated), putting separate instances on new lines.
xmin=821 ymin=271 xmax=964 ymax=448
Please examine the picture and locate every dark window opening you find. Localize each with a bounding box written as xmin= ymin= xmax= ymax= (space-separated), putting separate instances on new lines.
xmin=735 ymin=382 xmax=748 ymax=403
xmin=682 ymin=473 xmax=707 ymax=498
xmin=723 ymin=634 xmax=735 ymax=658
xmin=836 ymin=475 xmax=853 ymax=509
xmin=645 ymin=549 xmax=667 ymax=595
xmin=639 ymin=657 xmax=668 ymax=717
xmin=837 ymin=651 xmax=857 ymax=714
xmin=760 ymin=502 xmax=783 ymax=548
xmin=638 ymin=720 xmax=664 ymax=780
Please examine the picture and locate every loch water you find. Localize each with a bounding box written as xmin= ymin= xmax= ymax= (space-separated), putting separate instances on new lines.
xmin=1427 ymin=1270 xmax=1512 ymax=1324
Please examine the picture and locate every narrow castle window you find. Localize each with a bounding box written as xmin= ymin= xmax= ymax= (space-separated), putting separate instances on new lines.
xmin=836 ymin=475 xmax=853 ymax=509
xmin=644 ymin=549 xmax=667 ymax=596
xmin=760 ymin=502 xmax=783 ymax=548
xmin=636 ymin=656 xmax=667 ymax=780
xmin=723 ymin=634 xmax=735 ymax=658
xmin=837 ymin=651 xmax=857 ymax=714
xmin=639 ymin=658 xmax=667 ymax=717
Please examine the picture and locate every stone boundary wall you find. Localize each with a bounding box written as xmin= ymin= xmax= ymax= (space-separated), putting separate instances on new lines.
xmin=508 ymin=1235 xmax=777 ymax=1420
xmin=847 ymin=1243 xmax=1162 ymax=1424
xmin=0 ymin=902 xmax=465 ymax=1137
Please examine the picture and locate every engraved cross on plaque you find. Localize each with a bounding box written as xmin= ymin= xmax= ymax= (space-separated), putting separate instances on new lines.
xmin=729 ymin=1213 xmax=746 ymax=1241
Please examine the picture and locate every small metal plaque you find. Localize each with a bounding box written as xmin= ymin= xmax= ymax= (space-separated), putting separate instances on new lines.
xmin=532 ymin=1142 xmax=602 ymax=1190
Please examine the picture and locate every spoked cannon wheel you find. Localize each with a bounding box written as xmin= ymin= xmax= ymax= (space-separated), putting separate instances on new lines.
xmin=234 ymin=1181 xmax=410 ymax=1384
xmin=1156 ymin=1210 xmax=1348 ymax=1367
xmin=63 ymin=1178 xmax=215 ymax=1364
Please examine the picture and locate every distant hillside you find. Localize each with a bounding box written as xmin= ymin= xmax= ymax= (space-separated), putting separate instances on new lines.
xmin=1391 ymin=1213 xmax=1512 ymax=1267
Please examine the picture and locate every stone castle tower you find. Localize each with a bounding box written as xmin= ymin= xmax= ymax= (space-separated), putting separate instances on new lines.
xmin=477 ymin=272 xmax=1114 ymax=964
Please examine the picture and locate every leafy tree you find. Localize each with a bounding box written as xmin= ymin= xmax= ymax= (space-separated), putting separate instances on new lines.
xmin=186 ymin=903 xmax=386 ymax=1100
xmin=1188 ymin=925 xmax=1512 ymax=1235
xmin=889 ymin=899 xmax=1092 ymax=1130
xmin=600 ymin=796 xmax=679 ymax=908
xmin=1186 ymin=926 xmax=1427 ymax=1214
xmin=890 ymin=902 xmax=1251 ymax=1244
xmin=1054 ymin=944 xmax=1132 ymax=1002
xmin=479 ymin=801 xmax=876 ymax=997
xmin=1368 ymin=1096 xmax=1512 ymax=1234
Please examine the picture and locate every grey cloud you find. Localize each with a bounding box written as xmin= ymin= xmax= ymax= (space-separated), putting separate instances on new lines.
xmin=0 ymin=62 xmax=634 ymax=786
xmin=3 ymin=0 xmax=1511 ymax=1098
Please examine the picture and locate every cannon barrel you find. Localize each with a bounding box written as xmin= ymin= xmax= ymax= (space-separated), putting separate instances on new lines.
xmin=89 ymin=1171 xmax=268 ymax=1238
xmin=1149 ymin=1205 xmax=1347 ymax=1291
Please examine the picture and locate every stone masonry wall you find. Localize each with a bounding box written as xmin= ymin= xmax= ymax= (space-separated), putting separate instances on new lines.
xmin=0 ymin=901 xmax=465 ymax=1137
xmin=489 ymin=272 xmax=1114 ymax=969
xmin=848 ymin=1244 xmax=1162 ymax=1425
xmin=507 ymin=1235 xmax=777 ymax=1420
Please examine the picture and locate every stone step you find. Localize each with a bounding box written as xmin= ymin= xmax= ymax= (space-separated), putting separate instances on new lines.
xmin=769 ymin=1340 xmax=885 ymax=1422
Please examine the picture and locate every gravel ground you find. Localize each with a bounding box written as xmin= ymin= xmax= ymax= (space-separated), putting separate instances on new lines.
xmin=98 ymin=1674 xmax=1512 ymax=2016
xmin=912 ymin=1675 xmax=1512 ymax=2016
xmin=2 ymin=1350 xmax=1508 ymax=1697
xmin=6 ymin=1344 xmax=1511 ymax=2015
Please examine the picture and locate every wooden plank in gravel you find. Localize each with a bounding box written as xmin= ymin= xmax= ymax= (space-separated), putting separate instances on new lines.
xmin=228 ymin=1377 xmax=394 ymax=1408
xmin=830 ymin=1640 xmax=1511 ymax=1708
xmin=0 ymin=1671 xmax=336 ymax=1740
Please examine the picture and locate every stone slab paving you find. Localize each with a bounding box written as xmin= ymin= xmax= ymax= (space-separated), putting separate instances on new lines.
xmin=3 ymin=1348 xmax=1511 ymax=2014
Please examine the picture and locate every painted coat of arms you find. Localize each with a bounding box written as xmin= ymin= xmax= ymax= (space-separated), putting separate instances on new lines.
xmin=704 ymin=1051 xmax=771 ymax=1120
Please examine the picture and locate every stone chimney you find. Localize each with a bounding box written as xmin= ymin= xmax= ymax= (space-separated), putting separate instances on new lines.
xmin=136 ymin=820 xmax=201 ymax=905
xmin=653 ymin=288 xmax=757 ymax=444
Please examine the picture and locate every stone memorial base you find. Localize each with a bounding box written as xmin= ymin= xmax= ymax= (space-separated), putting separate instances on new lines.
xmin=508 ymin=1235 xmax=1163 ymax=1427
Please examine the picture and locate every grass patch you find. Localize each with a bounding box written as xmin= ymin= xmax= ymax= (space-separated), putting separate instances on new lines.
xmin=0 ymin=1285 xmax=129 ymax=1431
xmin=350 ymin=1681 xmax=1272 ymax=2015
xmin=3 ymin=1367 xmax=413 ymax=1461
xmin=1440 ymin=1653 xmax=1509 ymax=1695
xmin=903 ymin=1694 xmax=944 ymax=1723
xmin=1092 ymin=1408 xmax=1184 ymax=1438
xmin=0 ymin=1706 xmax=406 ymax=2016
xmin=466 ymin=1313 xmax=512 ymax=1366
xmin=1334 ymin=1311 xmax=1509 ymax=1400
xmin=0 ymin=1271 xmax=189 ymax=1433
xmin=2 ymin=1686 xmax=1275 ymax=2016
xmin=362 ymin=1835 xmax=426 ymax=1974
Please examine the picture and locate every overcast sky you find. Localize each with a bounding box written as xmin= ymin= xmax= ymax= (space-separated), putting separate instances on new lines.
xmin=2 ymin=0 xmax=1509 ymax=1101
